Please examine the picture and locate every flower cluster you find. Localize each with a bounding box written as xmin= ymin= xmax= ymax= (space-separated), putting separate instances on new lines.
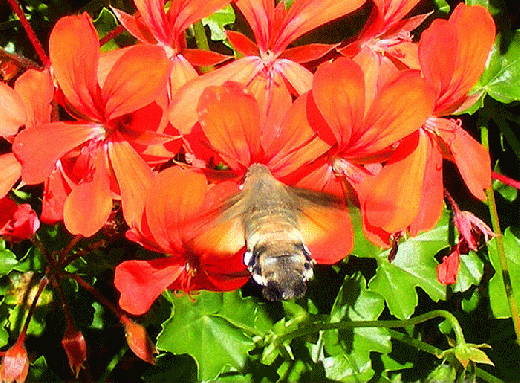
xmin=0 ymin=0 xmax=496 ymax=319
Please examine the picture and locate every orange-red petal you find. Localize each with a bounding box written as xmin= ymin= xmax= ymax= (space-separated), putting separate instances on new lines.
xmin=14 ymin=68 xmax=53 ymax=128
xmin=169 ymin=57 xmax=262 ymax=134
xmin=145 ymin=166 xmax=209 ymax=251
xmin=0 ymin=82 xmax=26 ymax=137
xmin=355 ymin=70 xmax=435 ymax=155
xmin=49 ymin=13 xmax=103 ymax=121
xmin=362 ymin=130 xmax=428 ymax=233
xmin=280 ymin=44 xmax=335 ymax=64
xmin=312 ymin=58 xmax=365 ymax=147
xmin=63 ymin=148 xmax=112 ymax=237
xmin=226 ymin=30 xmax=260 ymax=56
xmin=197 ymin=81 xmax=263 ymax=170
xmin=275 ymin=58 xmax=313 ymax=95
xmin=103 ymin=44 xmax=171 ymax=119
xmin=235 ymin=0 xmax=274 ymax=50
xmin=13 ymin=122 xmax=103 ymax=184
xmin=0 ymin=153 xmax=21 ymax=198
xmin=170 ymin=0 xmax=232 ymax=36
xmin=275 ymin=0 xmax=365 ymax=51
xmin=267 ymin=93 xmax=330 ymax=178
xmin=115 ymin=258 xmax=184 ymax=315
xmin=108 ymin=139 xmax=154 ymax=230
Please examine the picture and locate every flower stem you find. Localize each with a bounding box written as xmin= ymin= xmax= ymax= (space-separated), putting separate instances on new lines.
xmin=192 ymin=21 xmax=213 ymax=73
xmin=18 ymin=276 xmax=49 ymax=344
xmin=5 ymin=0 xmax=49 ymax=66
xmin=276 ymin=310 xmax=466 ymax=347
xmin=492 ymin=171 xmax=520 ymax=190
xmin=481 ymin=125 xmax=520 ymax=345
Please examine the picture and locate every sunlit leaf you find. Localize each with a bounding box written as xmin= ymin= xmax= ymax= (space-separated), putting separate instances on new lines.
xmin=320 ymin=273 xmax=390 ymax=381
xmin=488 ymin=228 xmax=520 ymax=318
xmin=452 ymin=251 xmax=484 ymax=293
xmin=202 ymin=4 xmax=235 ymax=42
xmin=368 ymin=211 xmax=450 ymax=319
xmin=157 ymin=291 xmax=256 ymax=381
xmin=478 ymin=30 xmax=520 ymax=103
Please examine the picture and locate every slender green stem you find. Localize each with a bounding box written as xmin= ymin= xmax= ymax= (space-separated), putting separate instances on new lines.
xmin=192 ymin=21 xmax=213 ymax=73
xmin=481 ymin=126 xmax=520 ymax=345
xmin=276 ymin=310 xmax=465 ymax=346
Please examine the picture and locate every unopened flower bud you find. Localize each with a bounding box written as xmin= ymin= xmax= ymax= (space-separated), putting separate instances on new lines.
xmin=0 ymin=198 xmax=40 ymax=242
xmin=121 ymin=316 xmax=156 ymax=364
xmin=0 ymin=341 xmax=29 ymax=383
xmin=61 ymin=325 xmax=87 ymax=378
xmin=437 ymin=247 xmax=460 ymax=285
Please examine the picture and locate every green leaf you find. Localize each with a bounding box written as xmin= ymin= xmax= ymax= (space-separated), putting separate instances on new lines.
xmin=202 ymin=4 xmax=235 ymax=42
xmin=320 ymin=273 xmax=390 ymax=381
xmin=488 ymin=228 xmax=520 ymax=318
xmin=93 ymin=8 xmax=121 ymax=52
xmin=0 ymin=326 xmax=8 ymax=348
xmin=157 ymin=291 xmax=256 ymax=381
xmin=368 ymin=211 xmax=450 ymax=319
xmin=479 ymin=30 xmax=520 ymax=103
xmin=452 ymin=251 xmax=484 ymax=293
xmin=0 ymin=246 xmax=18 ymax=276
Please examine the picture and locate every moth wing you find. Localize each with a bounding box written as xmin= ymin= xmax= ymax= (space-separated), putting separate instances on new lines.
xmin=291 ymin=188 xmax=354 ymax=264
xmin=190 ymin=183 xmax=247 ymax=256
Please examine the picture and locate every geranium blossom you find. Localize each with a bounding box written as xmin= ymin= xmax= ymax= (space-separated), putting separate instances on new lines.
xmin=361 ymin=3 xmax=496 ymax=240
xmin=169 ymin=0 xmax=366 ymax=136
xmin=339 ymin=0 xmax=429 ymax=70
xmin=115 ymin=166 xmax=249 ymax=315
xmin=287 ymin=55 xmax=435 ymax=245
xmin=112 ymin=0 xmax=232 ymax=94
xmin=12 ymin=13 xmax=173 ymax=237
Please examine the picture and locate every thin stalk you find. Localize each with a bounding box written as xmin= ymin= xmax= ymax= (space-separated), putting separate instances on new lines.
xmin=5 ymin=0 xmax=49 ymax=66
xmin=192 ymin=21 xmax=213 ymax=73
xmin=276 ymin=310 xmax=465 ymax=347
xmin=481 ymin=126 xmax=520 ymax=345
xmin=17 ymin=276 xmax=49 ymax=343
xmin=492 ymin=171 xmax=520 ymax=190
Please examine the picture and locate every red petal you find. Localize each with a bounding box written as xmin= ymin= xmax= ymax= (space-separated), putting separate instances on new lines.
xmin=110 ymin=6 xmax=157 ymax=43
xmin=14 ymin=68 xmax=53 ymax=128
xmin=437 ymin=249 xmax=460 ymax=285
xmin=145 ymin=167 xmax=209 ymax=251
xmin=63 ymin=148 xmax=112 ymax=237
xmin=275 ymin=59 xmax=313 ymax=95
xmin=438 ymin=119 xmax=490 ymax=200
xmin=103 ymin=45 xmax=171 ymax=119
xmin=408 ymin=133 xmax=443 ymax=236
xmin=226 ymin=30 xmax=260 ymax=56
xmin=355 ymin=70 xmax=435 ymax=155
xmin=200 ymin=252 xmax=249 ymax=291
xmin=234 ymin=0 xmax=274 ymax=50
xmin=419 ymin=4 xmax=495 ymax=115
xmin=266 ymin=93 xmax=330 ymax=178
xmin=108 ymin=139 xmax=154 ymax=230
xmin=170 ymin=0 xmax=233 ymax=36
xmin=49 ymin=13 xmax=103 ymax=120
xmin=0 ymin=82 xmax=26 ymax=137
xmin=169 ymin=55 xmax=199 ymax=95
xmin=362 ymin=130 xmax=428 ymax=233
xmin=12 ymin=122 xmax=103 ymax=184
xmin=280 ymin=44 xmax=335 ymax=64
xmin=275 ymin=0 xmax=365 ymax=51
xmin=115 ymin=258 xmax=183 ymax=315
xmin=41 ymin=166 xmax=71 ymax=224
xmin=312 ymin=58 xmax=365 ymax=147
xmin=182 ymin=49 xmax=231 ymax=67
xmin=134 ymin=0 xmax=169 ymax=42
xmin=169 ymin=57 xmax=262 ymax=134
xmin=0 ymin=153 xmax=21 ymax=198
xmin=197 ymin=81 xmax=263 ymax=169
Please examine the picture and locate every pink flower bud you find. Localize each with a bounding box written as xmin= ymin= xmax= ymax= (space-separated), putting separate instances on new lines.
xmin=0 ymin=341 xmax=29 ymax=383
xmin=453 ymin=210 xmax=495 ymax=252
xmin=121 ymin=316 xmax=156 ymax=364
xmin=0 ymin=198 xmax=40 ymax=242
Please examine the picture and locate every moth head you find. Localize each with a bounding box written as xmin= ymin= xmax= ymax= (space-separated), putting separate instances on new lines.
xmin=247 ymin=243 xmax=314 ymax=301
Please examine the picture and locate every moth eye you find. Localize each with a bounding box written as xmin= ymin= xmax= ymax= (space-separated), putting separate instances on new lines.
xmin=243 ymin=250 xmax=254 ymax=268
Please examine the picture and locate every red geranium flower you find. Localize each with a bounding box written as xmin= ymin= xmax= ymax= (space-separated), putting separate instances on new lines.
xmin=169 ymin=0 xmax=366 ymax=136
xmin=361 ymin=4 xmax=496 ymax=241
xmin=115 ymin=166 xmax=249 ymax=315
xmin=12 ymin=13 xmax=173 ymax=237
xmin=0 ymin=197 xmax=40 ymax=242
